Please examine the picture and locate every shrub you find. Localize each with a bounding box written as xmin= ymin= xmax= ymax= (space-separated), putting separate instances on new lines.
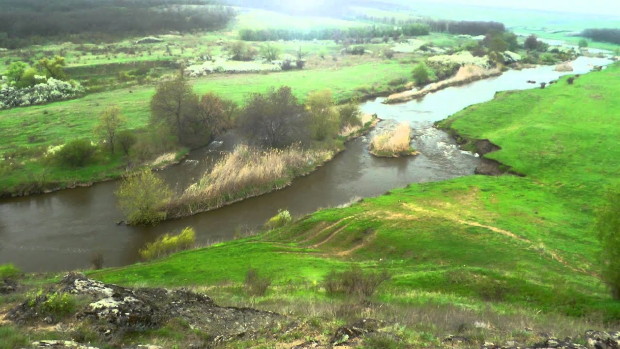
xmin=0 ymin=78 xmax=83 ymax=110
xmin=0 ymin=264 xmax=20 ymax=279
xmin=139 ymin=227 xmax=196 ymax=260
xmin=338 ymin=103 xmax=363 ymax=128
xmin=324 ymin=266 xmax=390 ymax=298
xmin=412 ymin=62 xmax=430 ymax=86
xmin=54 ymin=139 xmax=97 ymax=167
xmin=115 ymin=130 xmax=137 ymax=156
xmin=265 ymin=209 xmax=292 ymax=229
xmin=27 ymin=290 xmax=76 ymax=318
xmin=307 ymin=90 xmax=341 ymax=141
xmin=245 ymin=268 xmax=271 ymax=296
xmin=90 ymin=253 xmax=104 ymax=270
xmin=116 ymin=170 xmax=173 ymax=225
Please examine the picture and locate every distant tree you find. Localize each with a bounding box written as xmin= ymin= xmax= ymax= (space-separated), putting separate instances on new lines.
xmin=116 ymin=170 xmax=172 ymax=225
xmin=595 ymin=186 xmax=620 ymax=300
xmin=230 ymin=41 xmax=257 ymax=61
xmin=524 ymin=35 xmax=543 ymax=51
xmin=17 ymin=67 xmax=40 ymax=88
xmin=150 ymin=73 xmax=198 ymax=144
xmin=94 ymin=106 xmax=126 ymax=154
xmin=306 ymin=89 xmax=340 ymax=141
xmin=4 ymin=61 xmax=28 ymax=85
xmin=260 ymin=43 xmax=280 ymax=61
xmin=578 ymin=39 xmax=589 ymax=48
xmin=412 ymin=62 xmax=430 ymax=87
xmin=484 ymin=31 xmax=508 ymax=52
xmin=239 ymin=86 xmax=308 ymax=148
xmin=37 ymin=56 xmax=67 ymax=80
xmin=115 ymin=130 xmax=137 ymax=156
xmin=180 ymin=93 xmax=235 ymax=148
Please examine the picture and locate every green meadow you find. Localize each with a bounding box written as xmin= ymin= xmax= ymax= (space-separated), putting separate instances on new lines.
xmin=90 ymin=64 xmax=620 ymax=343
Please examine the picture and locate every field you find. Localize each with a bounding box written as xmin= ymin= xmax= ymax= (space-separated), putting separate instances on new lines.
xmin=76 ymin=63 xmax=620 ymax=346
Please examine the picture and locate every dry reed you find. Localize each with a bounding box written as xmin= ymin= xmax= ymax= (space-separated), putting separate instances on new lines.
xmin=169 ymin=144 xmax=332 ymax=216
xmin=370 ymin=122 xmax=417 ymax=157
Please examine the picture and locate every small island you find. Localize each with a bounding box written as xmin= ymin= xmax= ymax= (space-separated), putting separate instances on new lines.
xmin=369 ymin=122 xmax=420 ymax=157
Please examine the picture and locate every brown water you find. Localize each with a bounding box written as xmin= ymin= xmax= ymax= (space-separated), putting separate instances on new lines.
xmin=0 ymin=56 xmax=611 ymax=272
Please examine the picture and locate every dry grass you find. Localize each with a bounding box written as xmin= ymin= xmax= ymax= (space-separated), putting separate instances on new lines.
xmin=370 ymin=122 xmax=418 ymax=157
xmin=168 ymin=144 xmax=332 ymax=216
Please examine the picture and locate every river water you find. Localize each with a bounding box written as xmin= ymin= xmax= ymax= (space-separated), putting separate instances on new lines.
xmin=0 ymin=55 xmax=611 ymax=272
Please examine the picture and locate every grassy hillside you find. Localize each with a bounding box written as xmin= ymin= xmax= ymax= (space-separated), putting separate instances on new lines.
xmin=83 ymin=65 xmax=620 ymax=346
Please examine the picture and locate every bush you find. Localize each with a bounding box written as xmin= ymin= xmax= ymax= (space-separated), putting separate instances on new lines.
xmin=27 ymin=290 xmax=76 ymax=318
xmin=339 ymin=103 xmax=363 ymax=128
xmin=0 ymin=264 xmax=20 ymax=279
xmin=0 ymin=78 xmax=84 ymax=110
xmin=412 ymin=63 xmax=431 ymax=87
xmin=54 ymin=139 xmax=97 ymax=167
xmin=245 ymin=268 xmax=271 ymax=297
xmin=265 ymin=209 xmax=292 ymax=229
xmin=307 ymin=89 xmax=340 ymax=141
xmin=139 ymin=227 xmax=196 ymax=260
xmin=115 ymin=130 xmax=137 ymax=156
xmin=324 ymin=266 xmax=390 ymax=298
xmin=116 ymin=170 xmax=173 ymax=225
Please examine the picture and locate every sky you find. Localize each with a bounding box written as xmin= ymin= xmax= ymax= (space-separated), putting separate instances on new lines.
xmin=424 ymin=0 xmax=620 ymax=16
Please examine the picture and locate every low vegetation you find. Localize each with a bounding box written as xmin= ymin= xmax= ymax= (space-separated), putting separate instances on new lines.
xmin=139 ymin=227 xmax=196 ymax=261
xmin=169 ymin=144 xmax=333 ymax=217
xmin=116 ymin=170 xmax=172 ymax=225
xmin=370 ymin=122 xmax=417 ymax=157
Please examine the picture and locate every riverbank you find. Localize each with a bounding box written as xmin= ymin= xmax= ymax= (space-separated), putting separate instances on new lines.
xmin=385 ymin=64 xmax=502 ymax=104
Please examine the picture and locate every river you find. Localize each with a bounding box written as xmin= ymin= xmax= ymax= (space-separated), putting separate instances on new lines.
xmin=0 ymin=55 xmax=611 ymax=272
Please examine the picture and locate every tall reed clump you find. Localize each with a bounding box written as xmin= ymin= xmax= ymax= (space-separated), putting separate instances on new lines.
xmin=139 ymin=227 xmax=196 ymax=261
xmin=169 ymin=144 xmax=331 ymax=216
xmin=370 ymin=122 xmax=418 ymax=157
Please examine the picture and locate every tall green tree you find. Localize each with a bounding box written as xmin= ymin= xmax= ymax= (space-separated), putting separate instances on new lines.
xmin=412 ymin=62 xmax=430 ymax=87
xmin=94 ymin=106 xmax=126 ymax=154
xmin=150 ymin=73 xmax=198 ymax=144
xmin=116 ymin=170 xmax=172 ymax=225
xmin=306 ymin=89 xmax=340 ymax=141
xmin=5 ymin=61 xmax=27 ymax=85
xmin=37 ymin=56 xmax=67 ymax=80
xmin=595 ymin=185 xmax=620 ymax=299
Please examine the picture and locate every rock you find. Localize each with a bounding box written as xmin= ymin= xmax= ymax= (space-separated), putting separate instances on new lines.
xmin=0 ymin=278 xmax=18 ymax=294
xmin=32 ymin=340 xmax=99 ymax=348
xmin=135 ymin=37 xmax=164 ymax=44
xmin=330 ymin=318 xmax=382 ymax=345
xmin=9 ymin=273 xmax=287 ymax=343
xmin=443 ymin=335 xmax=470 ymax=345
xmin=547 ymin=338 xmax=560 ymax=348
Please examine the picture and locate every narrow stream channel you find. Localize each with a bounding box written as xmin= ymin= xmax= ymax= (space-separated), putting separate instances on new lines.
xmin=0 ymin=55 xmax=612 ymax=272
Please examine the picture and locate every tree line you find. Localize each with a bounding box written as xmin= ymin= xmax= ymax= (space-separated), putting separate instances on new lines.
xmin=581 ymin=28 xmax=620 ymax=45
xmin=239 ymin=24 xmax=430 ymax=42
xmin=356 ymin=14 xmax=505 ymax=36
xmin=0 ymin=0 xmax=235 ymax=48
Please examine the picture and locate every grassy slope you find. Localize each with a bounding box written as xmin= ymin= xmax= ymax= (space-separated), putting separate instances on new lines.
xmin=92 ymin=64 xmax=620 ymax=321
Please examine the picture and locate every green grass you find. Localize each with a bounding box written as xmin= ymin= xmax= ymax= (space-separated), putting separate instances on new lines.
xmin=91 ymin=63 xmax=620 ymax=323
